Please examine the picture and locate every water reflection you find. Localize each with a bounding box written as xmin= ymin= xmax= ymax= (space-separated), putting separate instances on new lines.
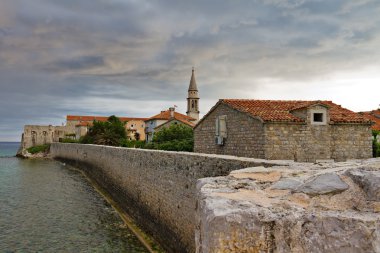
xmin=0 ymin=157 xmax=149 ymax=252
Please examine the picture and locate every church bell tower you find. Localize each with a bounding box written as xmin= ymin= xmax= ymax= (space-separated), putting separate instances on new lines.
xmin=186 ymin=67 xmax=200 ymax=122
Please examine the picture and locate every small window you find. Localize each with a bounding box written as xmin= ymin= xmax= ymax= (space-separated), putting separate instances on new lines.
xmin=313 ymin=113 xmax=323 ymax=122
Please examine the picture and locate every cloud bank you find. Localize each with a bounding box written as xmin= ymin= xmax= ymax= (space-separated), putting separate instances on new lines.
xmin=0 ymin=0 xmax=379 ymax=140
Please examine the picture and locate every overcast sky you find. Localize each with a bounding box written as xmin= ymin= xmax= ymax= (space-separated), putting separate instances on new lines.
xmin=1 ymin=0 xmax=380 ymax=141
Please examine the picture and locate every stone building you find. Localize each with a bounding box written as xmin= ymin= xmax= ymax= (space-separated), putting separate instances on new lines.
xmin=194 ymin=99 xmax=373 ymax=162
xmin=145 ymin=107 xmax=196 ymax=142
xmin=21 ymin=125 xmax=74 ymax=150
xmin=67 ymin=115 xmax=147 ymax=141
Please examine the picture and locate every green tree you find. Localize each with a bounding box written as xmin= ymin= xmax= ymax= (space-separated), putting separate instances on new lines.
xmin=80 ymin=115 xmax=126 ymax=146
xmin=146 ymin=124 xmax=194 ymax=152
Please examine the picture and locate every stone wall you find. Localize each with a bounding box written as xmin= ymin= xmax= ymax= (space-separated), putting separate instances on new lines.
xmin=194 ymin=103 xmax=265 ymax=158
xmin=264 ymin=123 xmax=372 ymax=162
xmin=50 ymin=143 xmax=286 ymax=253
xmin=331 ymin=124 xmax=373 ymax=161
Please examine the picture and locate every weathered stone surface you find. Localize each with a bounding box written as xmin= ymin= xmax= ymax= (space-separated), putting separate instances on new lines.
xmin=196 ymin=160 xmax=380 ymax=253
xmin=270 ymin=178 xmax=303 ymax=190
xmin=295 ymin=173 xmax=349 ymax=196
xmin=230 ymin=167 xmax=282 ymax=182
xmin=346 ymin=169 xmax=380 ymax=201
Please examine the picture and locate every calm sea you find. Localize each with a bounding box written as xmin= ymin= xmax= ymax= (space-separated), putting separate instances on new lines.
xmin=0 ymin=142 xmax=149 ymax=252
xmin=0 ymin=142 xmax=20 ymax=157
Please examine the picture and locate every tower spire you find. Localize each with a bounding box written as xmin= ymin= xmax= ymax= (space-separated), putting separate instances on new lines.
xmin=188 ymin=67 xmax=198 ymax=91
xmin=186 ymin=67 xmax=200 ymax=122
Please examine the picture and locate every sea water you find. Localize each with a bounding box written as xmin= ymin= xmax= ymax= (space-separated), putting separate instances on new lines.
xmin=0 ymin=142 xmax=149 ymax=252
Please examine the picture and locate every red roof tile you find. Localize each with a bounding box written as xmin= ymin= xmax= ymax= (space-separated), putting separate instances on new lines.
xmin=146 ymin=110 xmax=195 ymax=122
xmin=221 ymin=99 xmax=371 ymax=124
xmin=154 ymin=118 xmax=195 ymax=130
xmin=360 ymin=109 xmax=380 ymax=131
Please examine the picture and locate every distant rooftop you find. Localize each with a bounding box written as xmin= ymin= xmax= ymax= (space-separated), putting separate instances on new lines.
xmin=359 ymin=109 xmax=380 ymax=131
xmin=67 ymin=115 xmax=148 ymax=122
xmin=146 ymin=109 xmax=196 ymax=123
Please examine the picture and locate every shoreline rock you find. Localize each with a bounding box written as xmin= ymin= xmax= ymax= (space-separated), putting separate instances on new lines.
xmin=16 ymin=147 xmax=51 ymax=159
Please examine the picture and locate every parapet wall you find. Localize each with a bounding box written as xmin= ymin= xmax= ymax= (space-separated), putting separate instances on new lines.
xmin=50 ymin=143 xmax=287 ymax=253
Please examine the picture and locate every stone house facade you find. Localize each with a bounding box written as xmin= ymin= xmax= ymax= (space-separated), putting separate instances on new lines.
xmin=194 ymin=99 xmax=373 ymax=162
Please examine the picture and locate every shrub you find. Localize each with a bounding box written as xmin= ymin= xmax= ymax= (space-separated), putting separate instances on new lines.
xmin=145 ymin=124 xmax=194 ymax=152
xmin=80 ymin=115 xmax=126 ymax=146
xmin=120 ymin=140 xmax=146 ymax=148
xmin=27 ymin=144 xmax=50 ymax=154
xmin=60 ymin=138 xmax=78 ymax=143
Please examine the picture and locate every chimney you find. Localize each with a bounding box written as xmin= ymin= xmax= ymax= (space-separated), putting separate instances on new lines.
xmin=169 ymin=107 xmax=175 ymax=118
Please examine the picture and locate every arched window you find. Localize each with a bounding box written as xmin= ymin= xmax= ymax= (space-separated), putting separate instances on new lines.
xmin=43 ymin=131 xmax=47 ymax=144
xmin=31 ymin=131 xmax=37 ymax=146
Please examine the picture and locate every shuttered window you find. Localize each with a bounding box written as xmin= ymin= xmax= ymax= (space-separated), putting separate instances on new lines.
xmin=215 ymin=115 xmax=227 ymax=137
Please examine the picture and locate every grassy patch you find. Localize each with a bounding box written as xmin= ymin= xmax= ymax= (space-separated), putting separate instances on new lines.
xmin=27 ymin=144 xmax=50 ymax=154
xmin=60 ymin=138 xmax=79 ymax=143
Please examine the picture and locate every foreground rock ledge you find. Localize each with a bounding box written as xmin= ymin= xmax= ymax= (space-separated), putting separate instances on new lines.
xmin=195 ymin=158 xmax=380 ymax=253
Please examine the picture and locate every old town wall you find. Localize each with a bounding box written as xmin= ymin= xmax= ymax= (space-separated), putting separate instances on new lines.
xmin=50 ymin=143 xmax=285 ymax=253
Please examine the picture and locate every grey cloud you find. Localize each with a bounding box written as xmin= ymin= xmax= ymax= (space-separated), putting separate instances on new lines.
xmin=45 ymin=56 xmax=106 ymax=72
xmin=1 ymin=0 xmax=380 ymax=141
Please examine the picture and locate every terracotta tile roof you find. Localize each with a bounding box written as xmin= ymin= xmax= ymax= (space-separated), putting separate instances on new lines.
xmin=176 ymin=117 xmax=196 ymax=127
xmin=221 ymin=99 xmax=371 ymax=124
xmin=67 ymin=115 xmax=148 ymax=122
xmin=360 ymin=109 xmax=380 ymax=131
xmin=154 ymin=118 xmax=195 ymax=130
xmin=146 ymin=110 xmax=195 ymax=122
